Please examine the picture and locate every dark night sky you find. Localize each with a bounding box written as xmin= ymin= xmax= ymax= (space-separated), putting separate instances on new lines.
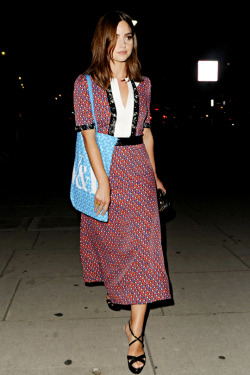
xmin=1 ymin=2 xmax=249 ymax=193
xmin=1 ymin=2 xmax=247 ymax=105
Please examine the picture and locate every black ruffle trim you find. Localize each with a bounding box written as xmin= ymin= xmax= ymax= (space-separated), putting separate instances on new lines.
xmin=75 ymin=123 xmax=95 ymax=131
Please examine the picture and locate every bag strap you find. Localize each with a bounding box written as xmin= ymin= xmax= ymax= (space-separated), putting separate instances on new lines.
xmin=86 ymin=74 xmax=98 ymax=132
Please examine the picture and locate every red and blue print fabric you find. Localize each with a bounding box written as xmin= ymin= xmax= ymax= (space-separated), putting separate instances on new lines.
xmin=73 ymin=74 xmax=171 ymax=305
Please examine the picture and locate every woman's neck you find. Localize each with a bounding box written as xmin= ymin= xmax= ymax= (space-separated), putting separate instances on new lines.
xmin=110 ymin=61 xmax=127 ymax=81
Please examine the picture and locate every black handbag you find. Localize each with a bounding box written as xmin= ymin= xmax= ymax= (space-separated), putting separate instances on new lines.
xmin=157 ymin=189 xmax=171 ymax=212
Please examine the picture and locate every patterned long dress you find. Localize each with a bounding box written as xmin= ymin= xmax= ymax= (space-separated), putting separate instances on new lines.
xmin=73 ymin=74 xmax=171 ymax=305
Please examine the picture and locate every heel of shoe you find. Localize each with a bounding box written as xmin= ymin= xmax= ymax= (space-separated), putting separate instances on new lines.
xmin=126 ymin=321 xmax=146 ymax=374
xmin=106 ymin=294 xmax=121 ymax=311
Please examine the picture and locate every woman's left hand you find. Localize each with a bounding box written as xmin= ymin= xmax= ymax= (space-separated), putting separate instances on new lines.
xmin=155 ymin=176 xmax=166 ymax=194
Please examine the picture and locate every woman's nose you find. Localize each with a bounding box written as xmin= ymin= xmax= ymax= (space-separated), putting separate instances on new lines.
xmin=118 ymin=36 xmax=126 ymax=48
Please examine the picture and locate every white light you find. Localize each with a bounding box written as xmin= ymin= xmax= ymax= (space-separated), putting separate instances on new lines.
xmin=210 ymin=99 xmax=214 ymax=107
xmin=198 ymin=60 xmax=218 ymax=82
xmin=132 ymin=20 xmax=138 ymax=26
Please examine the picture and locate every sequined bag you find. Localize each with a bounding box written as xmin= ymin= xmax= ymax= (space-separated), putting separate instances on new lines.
xmin=157 ymin=188 xmax=171 ymax=212
xmin=70 ymin=74 xmax=117 ymax=222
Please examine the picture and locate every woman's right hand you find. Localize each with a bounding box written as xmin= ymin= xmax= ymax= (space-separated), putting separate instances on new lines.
xmin=94 ymin=177 xmax=110 ymax=216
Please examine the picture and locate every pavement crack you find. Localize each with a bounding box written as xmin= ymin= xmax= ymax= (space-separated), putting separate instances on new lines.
xmin=223 ymin=244 xmax=250 ymax=268
xmin=214 ymin=224 xmax=239 ymax=243
xmin=0 ymin=249 xmax=15 ymax=278
xmin=188 ymin=213 xmax=202 ymax=225
xmin=3 ymin=278 xmax=22 ymax=321
xmin=32 ymin=232 xmax=40 ymax=249
xmin=144 ymin=334 xmax=157 ymax=375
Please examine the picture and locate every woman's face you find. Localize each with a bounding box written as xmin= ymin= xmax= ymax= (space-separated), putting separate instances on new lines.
xmin=112 ymin=20 xmax=134 ymax=63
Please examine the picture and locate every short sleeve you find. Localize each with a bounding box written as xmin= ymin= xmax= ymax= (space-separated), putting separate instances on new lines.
xmin=73 ymin=74 xmax=95 ymax=131
xmin=143 ymin=77 xmax=151 ymax=129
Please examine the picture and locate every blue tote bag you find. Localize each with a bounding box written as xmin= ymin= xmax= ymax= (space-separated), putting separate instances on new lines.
xmin=70 ymin=75 xmax=117 ymax=222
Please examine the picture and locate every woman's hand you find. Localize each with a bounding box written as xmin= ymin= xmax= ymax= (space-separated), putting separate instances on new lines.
xmin=155 ymin=176 xmax=166 ymax=194
xmin=94 ymin=177 xmax=110 ymax=216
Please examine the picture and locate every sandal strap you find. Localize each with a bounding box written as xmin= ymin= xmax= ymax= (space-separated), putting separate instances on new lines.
xmin=129 ymin=338 xmax=143 ymax=347
xmin=128 ymin=321 xmax=144 ymax=346
xmin=127 ymin=354 xmax=146 ymax=365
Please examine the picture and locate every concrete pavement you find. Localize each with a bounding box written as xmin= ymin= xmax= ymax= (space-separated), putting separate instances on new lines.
xmin=0 ymin=188 xmax=250 ymax=375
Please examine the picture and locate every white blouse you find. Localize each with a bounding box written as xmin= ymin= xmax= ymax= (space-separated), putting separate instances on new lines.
xmin=111 ymin=78 xmax=134 ymax=138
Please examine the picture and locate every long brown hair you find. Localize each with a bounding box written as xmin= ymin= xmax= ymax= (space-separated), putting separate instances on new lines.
xmin=85 ymin=11 xmax=143 ymax=89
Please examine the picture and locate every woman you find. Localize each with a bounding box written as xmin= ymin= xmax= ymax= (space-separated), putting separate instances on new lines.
xmin=73 ymin=11 xmax=171 ymax=373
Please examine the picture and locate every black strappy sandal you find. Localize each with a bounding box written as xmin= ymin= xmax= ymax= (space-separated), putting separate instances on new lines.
xmin=126 ymin=321 xmax=146 ymax=374
xmin=106 ymin=294 xmax=121 ymax=311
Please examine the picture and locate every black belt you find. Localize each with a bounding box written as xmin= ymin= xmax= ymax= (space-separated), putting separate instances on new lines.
xmin=115 ymin=135 xmax=143 ymax=146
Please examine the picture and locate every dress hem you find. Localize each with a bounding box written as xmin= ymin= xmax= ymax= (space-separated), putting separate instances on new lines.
xmin=83 ymin=278 xmax=171 ymax=305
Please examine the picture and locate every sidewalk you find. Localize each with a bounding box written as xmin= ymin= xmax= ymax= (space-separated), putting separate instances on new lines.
xmin=0 ymin=187 xmax=250 ymax=375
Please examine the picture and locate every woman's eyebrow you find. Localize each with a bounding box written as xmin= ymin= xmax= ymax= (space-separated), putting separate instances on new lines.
xmin=116 ymin=32 xmax=133 ymax=36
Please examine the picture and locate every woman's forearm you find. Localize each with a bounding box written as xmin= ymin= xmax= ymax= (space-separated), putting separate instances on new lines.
xmin=81 ymin=130 xmax=109 ymax=184
xmin=143 ymin=128 xmax=157 ymax=177
xmin=81 ymin=129 xmax=110 ymax=215
xmin=143 ymin=128 xmax=166 ymax=192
